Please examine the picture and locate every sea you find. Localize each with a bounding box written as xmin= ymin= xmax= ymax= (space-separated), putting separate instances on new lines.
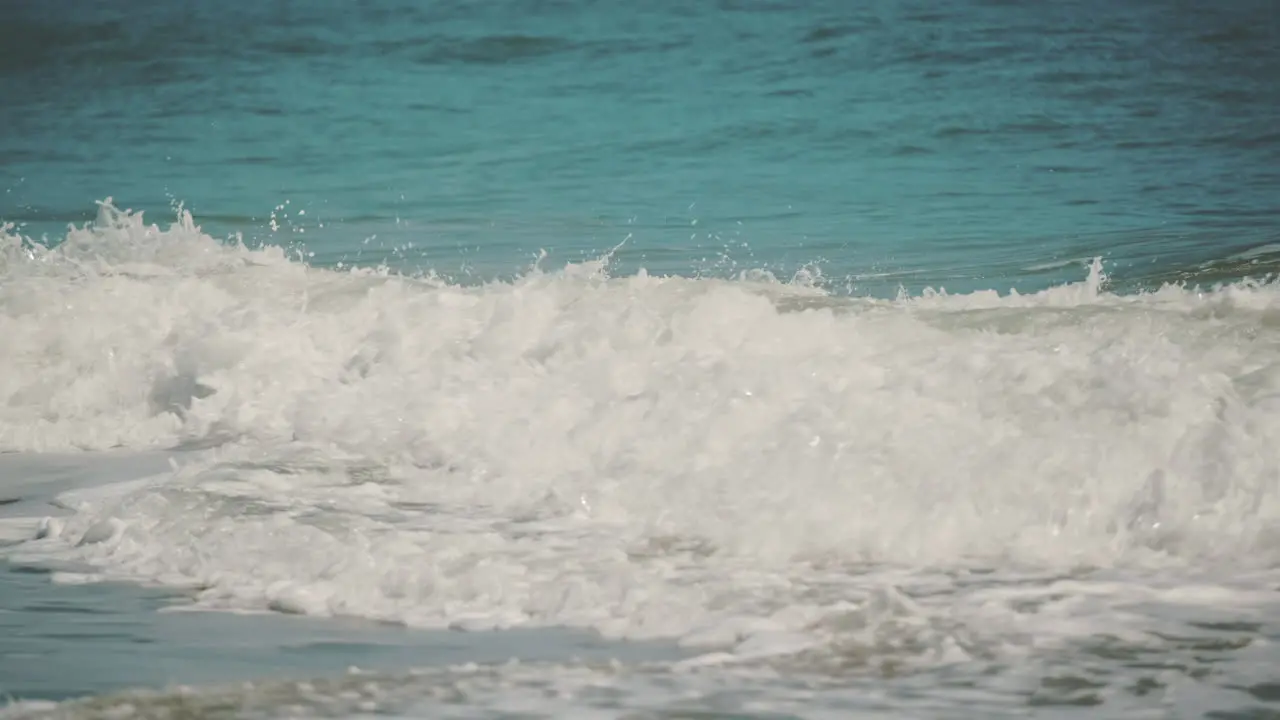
xmin=1 ymin=0 xmax=1279 ymax=717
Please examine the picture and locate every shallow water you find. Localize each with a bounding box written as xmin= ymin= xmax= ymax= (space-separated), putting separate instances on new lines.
xmin=0 ymin=559 xmax=682 ymax=704
xmin=0 ymin=452 xmax=682 ymax=705
xmin=2 ymin=0 xmax=1280 ymax=717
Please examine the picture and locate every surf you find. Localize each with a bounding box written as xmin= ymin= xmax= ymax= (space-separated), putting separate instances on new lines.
xmin=2 ymin=202 xmax=1279 ymax=677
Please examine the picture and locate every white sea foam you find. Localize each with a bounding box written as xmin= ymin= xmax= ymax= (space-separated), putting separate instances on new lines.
xmin=3 ymin=202 xmax=1280 ymax=680
xmin=0 ymin=659 xmax=1037 ymax=720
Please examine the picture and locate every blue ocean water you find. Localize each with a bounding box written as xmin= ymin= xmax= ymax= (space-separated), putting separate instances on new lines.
xmin=4 ymin=0 xmax=1277 ymax=292
xmin=4 ymin=1 xmax=1280 ymax=718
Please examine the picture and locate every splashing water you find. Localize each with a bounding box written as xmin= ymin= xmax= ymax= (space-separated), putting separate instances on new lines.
xmin=3 ymin=203 xmax=1280 ymax=716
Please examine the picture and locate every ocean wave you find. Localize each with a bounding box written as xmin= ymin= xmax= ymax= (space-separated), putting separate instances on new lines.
xmin=3 ymin=202 xmax=1280 ymax=675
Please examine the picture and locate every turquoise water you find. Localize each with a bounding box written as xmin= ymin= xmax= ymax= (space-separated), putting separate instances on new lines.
xmin=5 ymin=0 xmax=1277 ymax=291
xmin=3 ymin=1 xmax=1280 ymax=718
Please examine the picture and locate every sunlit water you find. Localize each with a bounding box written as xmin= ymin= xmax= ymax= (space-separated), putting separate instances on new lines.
xmin=2 ymin=1 xmax=1279 ymax=718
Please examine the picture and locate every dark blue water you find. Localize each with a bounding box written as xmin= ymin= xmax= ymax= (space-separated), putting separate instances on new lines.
xmin=3 ymin=0 xmax=1277 ymax=293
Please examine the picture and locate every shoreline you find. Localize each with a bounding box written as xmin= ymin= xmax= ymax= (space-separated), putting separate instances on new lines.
xmin=0 ymin=558 xmax=685 ymax=704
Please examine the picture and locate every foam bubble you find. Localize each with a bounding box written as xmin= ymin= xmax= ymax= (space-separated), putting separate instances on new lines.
xmin=4 ymin=202 xmax=1280 ymax=672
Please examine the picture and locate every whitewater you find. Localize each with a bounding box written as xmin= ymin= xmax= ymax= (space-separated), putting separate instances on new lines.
xmin=0 ymin=203 xmax=1278 ymax=717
